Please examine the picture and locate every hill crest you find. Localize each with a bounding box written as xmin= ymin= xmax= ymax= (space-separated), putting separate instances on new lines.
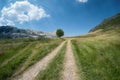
xmin=89 ymin=13 xmax=120 ymax=32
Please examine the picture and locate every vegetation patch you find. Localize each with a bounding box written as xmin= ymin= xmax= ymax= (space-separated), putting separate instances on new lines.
xmin=0 ymin=43 xmax=37 ymax=80
xmin=0 ymin=38 xmax=63 ymax=80
xmin=12 ymin=40 xmax=63 ymax=77
xmin=0 ymin=43 xmax=29 ymax=66
xmin=72 ymin=35 xmax=120 ymax=80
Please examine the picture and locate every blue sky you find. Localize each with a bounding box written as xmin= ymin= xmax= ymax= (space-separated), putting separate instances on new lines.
xmin=0 ymin=0 xmax=120 ymax=36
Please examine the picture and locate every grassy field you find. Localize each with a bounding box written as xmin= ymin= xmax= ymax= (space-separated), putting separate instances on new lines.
xmin=0 ymin=29 xmax=120 ymax=80
xmin=35 ymin=42 xmax=66 ymax=80
xmin=0 ymin=38 xmax=63 ymax=80
xmin=72 ymin=30 xmax=120 ymax=80
xmin=0 ymin=42 xmax=29 ymax=66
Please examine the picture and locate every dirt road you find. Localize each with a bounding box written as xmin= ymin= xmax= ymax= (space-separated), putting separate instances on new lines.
xmin=13 ymin=41 xmax=65 ymax=80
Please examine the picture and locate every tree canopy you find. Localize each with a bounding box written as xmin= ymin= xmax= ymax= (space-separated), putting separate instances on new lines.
xmin=56 ymin=29 xmax=64 ymax=38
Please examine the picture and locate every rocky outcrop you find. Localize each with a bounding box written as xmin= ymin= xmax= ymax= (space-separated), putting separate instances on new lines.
xmin=0 ymin=26 xmax=57 ymax=39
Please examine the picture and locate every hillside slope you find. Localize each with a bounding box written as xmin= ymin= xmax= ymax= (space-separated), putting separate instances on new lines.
xmin=90 ymin=13 xmax=120 ymax=32
xmin=71 ymin=13 xmax=120 ymax=80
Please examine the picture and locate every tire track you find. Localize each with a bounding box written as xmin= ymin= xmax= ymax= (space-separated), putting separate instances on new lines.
xmin=13 ymin=41 xmax=65 ymax=80
xmin=62 ymin=40 xmax=78 ymax=80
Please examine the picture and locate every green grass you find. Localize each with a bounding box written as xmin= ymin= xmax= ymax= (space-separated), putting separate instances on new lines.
xmin=0 ymin=38 xmax=63 ymax=80
xmin=12 ymin=40 xmax=63 ymax=77
xmin=72 ymin=34 xmax=120 ymax=80
xmin=0 ymin=37 xmax=51 ymax=44
xmin=0 ymin=38 xmax=53 ymax=63
xmin=0 ymin=43 xmax=37 ymax=80
xmin=34 ymin=43 xmax=66 ymax=80
xmin=0 ymin=43 xmax=29 ymax=65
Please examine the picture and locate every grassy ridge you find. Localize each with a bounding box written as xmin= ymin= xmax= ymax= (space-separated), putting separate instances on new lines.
xmin=0 ymin=39 xmax=63 ymax=80
xmin=35 ymin=43 xmax=66 ymax=80
xmin=72 ymin=33 xmax=120 ymax=80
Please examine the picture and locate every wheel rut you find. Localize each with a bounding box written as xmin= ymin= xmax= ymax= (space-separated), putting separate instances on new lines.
xmin=13 ymin=41 xmax=65 ymax=80
xmin=62 ymin=40 xmax=79 ymax=80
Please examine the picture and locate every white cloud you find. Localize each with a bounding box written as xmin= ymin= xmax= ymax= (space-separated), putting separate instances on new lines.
xmin=0 ymin=0 xmax=49 ymax=26
xmin=77 ymin=0 xmax=88 ymax=3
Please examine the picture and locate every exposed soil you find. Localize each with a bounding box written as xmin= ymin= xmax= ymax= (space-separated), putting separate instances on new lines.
xmin=62 ymin=40 xmax=79 ymax=80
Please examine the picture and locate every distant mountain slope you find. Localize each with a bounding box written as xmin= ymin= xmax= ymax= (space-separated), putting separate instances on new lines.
xmin=90 ymin=13 xmax=120 ymax=32
xmin=0 ymin=26 xmax=57 ymax=39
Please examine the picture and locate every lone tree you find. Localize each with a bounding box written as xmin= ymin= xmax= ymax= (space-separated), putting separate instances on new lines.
xmin=56 ymin=29 xmax=64 ymax=38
